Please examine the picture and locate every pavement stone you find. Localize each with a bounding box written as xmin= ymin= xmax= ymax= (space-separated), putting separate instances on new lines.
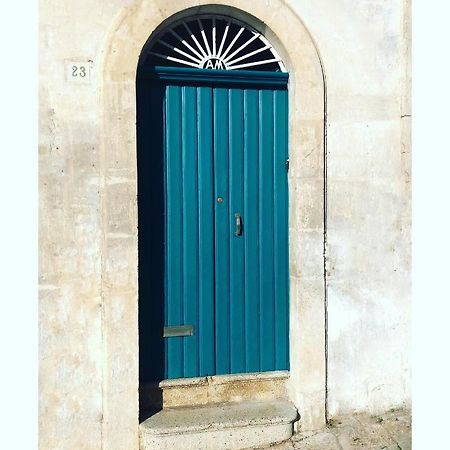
xmin=292 ymin=429 xmax=340 ymax=449
xmin=375 ymin=409 xmax=411 ymax=450
xmin=260 ymin=408 xmax=411 ymax=450
xmin=264 ymin=440 xmax=295 ymax=449
xmin=330 ymin=414 xmax=398 ymax=449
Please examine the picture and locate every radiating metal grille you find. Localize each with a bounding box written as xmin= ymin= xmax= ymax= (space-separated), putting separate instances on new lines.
xmin=141 ymin=15 xmax=286 ymax=72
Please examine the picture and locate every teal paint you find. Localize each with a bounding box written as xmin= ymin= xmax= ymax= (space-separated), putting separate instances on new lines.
xmin=214 ymin=87 xmax=231 ymax=375
xmin=259 ymin=89 xmax=276 ymax=371
xmin=274 ymin=90 xmax=290 ymax=370
xmin=181 ymin=86 xmax=199 ymax=377
xmin=229 ymin=88 xmax=245 ymax=374
xmin=243 ymin=89 xmax=261 ymax=372
xmin=139 ymin=66 xmax=289 ymax=88
xmin=138 ymin=68 xmax=289 ymax=380
xmin=165 ymin=85 xmax=184 ymax=379
xmin=197 ymin=87 xmax=215 ymax=376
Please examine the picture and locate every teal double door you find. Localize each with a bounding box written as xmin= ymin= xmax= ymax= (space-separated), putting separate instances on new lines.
xmin=138 ymin=67 xmax=289 ymax=380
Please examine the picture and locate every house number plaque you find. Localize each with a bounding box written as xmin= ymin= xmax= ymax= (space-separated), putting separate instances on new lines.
xmin=65 ymin=60 xmax=91 ymax=83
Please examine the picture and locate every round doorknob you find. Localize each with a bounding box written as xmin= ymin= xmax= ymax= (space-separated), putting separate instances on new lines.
xmin=217 ymin=197 xmax=223 ymax=203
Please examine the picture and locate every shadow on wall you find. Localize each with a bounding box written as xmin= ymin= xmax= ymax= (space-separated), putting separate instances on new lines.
xmin=137 ymin=80 xmax=166 ymax=422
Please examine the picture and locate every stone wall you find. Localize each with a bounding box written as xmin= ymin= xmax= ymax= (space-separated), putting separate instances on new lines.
xmin=39 ymin=1 xmax=411 ymax=448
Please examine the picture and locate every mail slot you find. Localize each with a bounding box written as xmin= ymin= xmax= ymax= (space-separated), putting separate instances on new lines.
xmin=163 ymin=325 xmax=194 ymax=338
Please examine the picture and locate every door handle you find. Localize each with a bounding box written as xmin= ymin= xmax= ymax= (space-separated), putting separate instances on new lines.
xmin=234 ymin=213 xmax=243 ymax=236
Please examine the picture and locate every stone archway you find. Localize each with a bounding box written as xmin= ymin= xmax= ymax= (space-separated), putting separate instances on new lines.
xmin=99 ymin=2 xmax=326 ymax=447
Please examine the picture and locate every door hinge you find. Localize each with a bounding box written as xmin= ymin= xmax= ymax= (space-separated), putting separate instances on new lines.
xmin=285 ymin=158 xmax=289 ymax=172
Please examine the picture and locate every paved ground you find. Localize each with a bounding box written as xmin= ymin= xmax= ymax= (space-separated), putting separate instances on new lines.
xmin=265 ymin=408 xmax=411 ymax=450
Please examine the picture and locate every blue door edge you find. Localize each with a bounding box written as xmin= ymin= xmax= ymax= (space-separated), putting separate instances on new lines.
xmin=137 ymin=66 xmax=289 ymax=89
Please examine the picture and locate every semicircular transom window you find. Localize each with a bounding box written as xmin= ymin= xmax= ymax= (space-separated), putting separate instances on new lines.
xmin=142 ymin=15 xmax=286 ymax=72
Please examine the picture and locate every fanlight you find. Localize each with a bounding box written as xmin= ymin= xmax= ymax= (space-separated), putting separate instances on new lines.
xmin=142 ymin=15 xmax=286 ymax=72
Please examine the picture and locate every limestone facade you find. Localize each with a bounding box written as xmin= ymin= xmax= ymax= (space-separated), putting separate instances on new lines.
xmin=39 ymin=1 xmax=411 ymax=449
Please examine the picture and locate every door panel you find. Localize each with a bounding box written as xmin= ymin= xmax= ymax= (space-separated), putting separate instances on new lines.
xmin=165 ymin=85 xmax=217 ymax=378
xmin=243 ymin=89 xmax=261 ymax=372
xmin=274 ymin=90 xmax=289 ymax=369
xmin=213 ymin=87 xmax=231 ymax=375
xmin=158 ymin=71 xmax=289 ymax=379
xmin=197 ymin=87 xmax=215 ymax=376
xmin=165 ymin=85 xmax=184 ymax=379
xmin=229 ymin=89 xmax=245 ymax=374
xmin=181 ymin=86 xmax=200 ymax=377
xmin=259 ymin=89 xmax=276 ymax=371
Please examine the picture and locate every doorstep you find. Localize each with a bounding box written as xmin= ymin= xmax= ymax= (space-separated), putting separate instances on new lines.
xmin=140 ymin=399 xmax=299 ymax=450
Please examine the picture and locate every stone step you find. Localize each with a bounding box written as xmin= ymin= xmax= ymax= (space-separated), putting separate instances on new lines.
xmin=139 ymin=399 xmax=298 ymax=450
xmin=141 ymin=370 xmax=289 ymax=410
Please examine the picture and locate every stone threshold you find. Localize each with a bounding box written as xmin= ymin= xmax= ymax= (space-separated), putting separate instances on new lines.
xmin=154 ymin=370 xmax=290 ymax=408
xmin=142 ymin=399 xmax=297 ymax=435
xmin=139 ymin=399 xmax=299 ymax=450
xmin=160 ymin=370 xmax=290 ymax=388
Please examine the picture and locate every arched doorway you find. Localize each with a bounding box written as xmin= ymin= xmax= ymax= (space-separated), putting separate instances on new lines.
xmin=137 ymin=14 xmax=290 ymax=385
xmin=100 ymin=2 xmax=326 ymax=440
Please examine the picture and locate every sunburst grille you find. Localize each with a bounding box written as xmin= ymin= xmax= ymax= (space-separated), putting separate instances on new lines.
xmin=142 ymin=15 xmax=286 ymax=72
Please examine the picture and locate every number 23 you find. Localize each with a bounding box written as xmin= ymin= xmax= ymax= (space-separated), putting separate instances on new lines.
xmin=72 ymin=65 xmax=86 ymax=77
